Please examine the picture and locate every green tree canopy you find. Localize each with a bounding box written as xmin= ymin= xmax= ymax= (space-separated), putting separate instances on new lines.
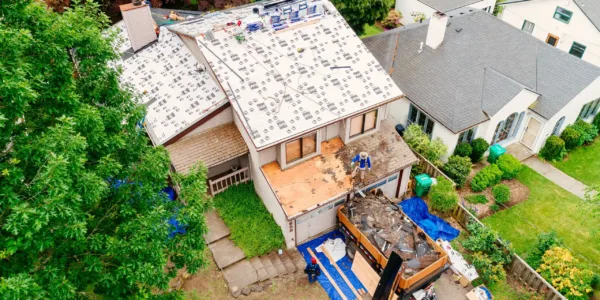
xmin=331 ymin=0 xmax=395 ymax=35
xmin=0 ymin=1 xmax=210 ymax=298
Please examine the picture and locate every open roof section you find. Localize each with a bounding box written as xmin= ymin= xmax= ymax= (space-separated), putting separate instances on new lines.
xmin=113 ymin=23 xmax=227 ymax=145
xmin=171 ymin=0 xmax=403 ymax=150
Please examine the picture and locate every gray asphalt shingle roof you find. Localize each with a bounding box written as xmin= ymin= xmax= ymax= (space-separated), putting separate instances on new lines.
xmin=418 ymin=0 xmax=482 ymax=13
xmin=363 ymin=11 xmax=600 ymax=133
xmin=574 ymin=0 xmax=600 ymax=31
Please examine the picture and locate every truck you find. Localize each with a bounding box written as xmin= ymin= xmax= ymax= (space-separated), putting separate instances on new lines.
xmin=337 ymin=196 xmax=449 ymax=299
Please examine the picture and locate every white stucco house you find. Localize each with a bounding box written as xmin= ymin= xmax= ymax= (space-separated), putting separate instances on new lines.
xmin=395 ymin=0 xmax=496 ymax=25
xmin=113 ymin=0 xmax=418 ymax=248
xmin=499 ymin=0 xmax=600 ymax=67
xmin=363 ymin=7 xmax=600 ymax=159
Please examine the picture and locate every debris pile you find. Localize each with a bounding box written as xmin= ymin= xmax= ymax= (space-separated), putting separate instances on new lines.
xmin=343 ymin=193 xmax=440 ymax=278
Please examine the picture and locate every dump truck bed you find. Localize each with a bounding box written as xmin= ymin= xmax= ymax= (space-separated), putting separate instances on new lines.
xmin=338 ymin=197 xmax=448 ymax=292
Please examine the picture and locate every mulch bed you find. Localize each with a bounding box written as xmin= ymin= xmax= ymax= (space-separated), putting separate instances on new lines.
xmin=457 ymin=162 xmax=530 ymax=219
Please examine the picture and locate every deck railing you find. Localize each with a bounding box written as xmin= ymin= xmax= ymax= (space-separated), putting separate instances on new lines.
xmin=451 ymin=204 xmax=565 ymax=300
xmin=209 ymin=167 xmax=250 ymax=196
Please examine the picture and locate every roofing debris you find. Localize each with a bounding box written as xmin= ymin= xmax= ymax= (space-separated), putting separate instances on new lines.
xmin=343 ymin=193 xmax=440 ymax=278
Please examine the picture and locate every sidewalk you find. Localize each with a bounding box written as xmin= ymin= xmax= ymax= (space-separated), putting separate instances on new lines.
xmin=523 ymin=157 xmax=589 ymax=199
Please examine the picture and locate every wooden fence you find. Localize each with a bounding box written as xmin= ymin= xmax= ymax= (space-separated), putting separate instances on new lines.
xmin=411 ymin=150 xmax=455 ymax=185
xmin=208 ymin=167 xmax=250 ymax=196
xmin=451 ymin=204 xmax=566 ymax=300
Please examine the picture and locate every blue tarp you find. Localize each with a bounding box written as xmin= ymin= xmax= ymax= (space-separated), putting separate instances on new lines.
xmin=399 ymin=197 xmax=460 ymax=241
xmin=297 ymin=230 xmax=366 ymax=300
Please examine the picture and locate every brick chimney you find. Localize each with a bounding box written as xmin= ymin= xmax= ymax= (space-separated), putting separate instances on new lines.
xmin=425 ymin=12 xmax=448 ymax=50
xmin=120 ymin=2 xmax=157 ymax=52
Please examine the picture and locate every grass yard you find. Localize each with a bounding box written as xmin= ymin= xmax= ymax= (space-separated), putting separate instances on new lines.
xmin=482 ymin=166 xmax=600 ymax=273
xmin=213 ymin=182 xmax=285 ymax=258
xmin=359 ymin=24 xmax=383 ymax=38
xmin=552 ymin=137 xmax=600 ymax=186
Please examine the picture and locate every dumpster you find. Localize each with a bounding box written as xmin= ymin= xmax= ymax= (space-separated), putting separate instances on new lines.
xmin=415 ymin=173 xmax=433 ymax=197
xmin=487 ymin=144 xmax=506 ymax=164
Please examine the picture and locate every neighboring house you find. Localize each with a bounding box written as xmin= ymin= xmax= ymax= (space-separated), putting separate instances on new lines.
xmin=499 ymin=0 xmax=600 ymax=67
xmin=112 ymin=0 xmax=418 ymax=248
xmin=363 ymin=8 xmax=600 ymax=159
xmin=395 ymin=0 xmax=496 ymax=25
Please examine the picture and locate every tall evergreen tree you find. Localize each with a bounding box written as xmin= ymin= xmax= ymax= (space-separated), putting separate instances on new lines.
xmin=331 ymin=0 xmax=395 ymax=35
xmin=0 ymin=1 xmax=210 ymax=298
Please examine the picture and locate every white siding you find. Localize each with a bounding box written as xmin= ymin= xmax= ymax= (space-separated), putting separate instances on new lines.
xmin=259 ymin=146 xmax=276 ymax=166
xmin=179 ymin=106 xmax=233 ymax=141
xmin=388 ymin=97 xmax=411 ymax=126
xmin=500 ymin=0 xmax=600 ymax=67
xmin=395 ymin=0 xmax=495 ymax=25
xmin=233 ymin=112 xmax=295 ymax=248
xmin=326 ymin=121 xmax=340 ymax=140
xmin=431 ymin=122 xmax=460 ymax=160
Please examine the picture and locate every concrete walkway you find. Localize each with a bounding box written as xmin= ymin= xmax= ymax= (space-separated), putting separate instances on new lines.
xmin=523 ymin=157 xmax=589 ymax=199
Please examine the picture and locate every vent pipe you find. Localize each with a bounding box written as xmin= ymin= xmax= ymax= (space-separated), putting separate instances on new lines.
xmin=120 ymin=2 xmax=157 ymax=52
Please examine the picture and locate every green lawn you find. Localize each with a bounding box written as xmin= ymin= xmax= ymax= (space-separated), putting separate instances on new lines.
xmin=213 ymin=182 xmax=284 ymax=258
xmin=482 ymin=166 xmax=600 ymax=273
xmin=359 ymin=24 xmax=384 ymax=38
xmin=552 ymin=138 xmax=600 ymax=186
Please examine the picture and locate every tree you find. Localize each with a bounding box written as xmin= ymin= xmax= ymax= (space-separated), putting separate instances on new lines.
xmin=331 ymin=0 xmax=395 ymax=35
xmin=537 ymin=247 xmax=594 ymax=300
xmin=0 ymin=1 xmax=210 ymax=298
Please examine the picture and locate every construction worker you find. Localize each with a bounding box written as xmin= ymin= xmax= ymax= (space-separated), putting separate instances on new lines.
xmin=351 ymin=152 xmax=371 ymax=183
xmin=304 ymin=257 xmax=321 ymax=283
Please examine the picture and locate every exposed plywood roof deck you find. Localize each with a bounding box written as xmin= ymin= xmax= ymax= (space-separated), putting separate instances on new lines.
xmin=262 ymin=120 xmax=418 ymax=217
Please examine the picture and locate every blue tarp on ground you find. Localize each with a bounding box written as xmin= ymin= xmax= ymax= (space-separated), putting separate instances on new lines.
xmin=399 ymin=197 xmax=460 ymax=241
xmin=297 ymin=230 xmax=366 ymax=300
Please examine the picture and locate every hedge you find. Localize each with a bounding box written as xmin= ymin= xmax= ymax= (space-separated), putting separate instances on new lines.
xmin=539 ymin=136 xmax=567 ymax=161
xmin=471 ymin=164 xmax=503 ymax=192
xmin=442 ymin=155 xmax=472 ymax=188
xmin=497 ymin=154 xmax=521 ymax=179
xmin=560 ymin=126 xmax=582 ymax=150
xmin=429 ymin=177 xmax=458 ymax=213
xmin=454 ymin=143 xmax=473 ymax=158
xmin=470 ymin=138 xmax=490 ymax=163
xmin=492 ymin=184 xmax=510 ymax=205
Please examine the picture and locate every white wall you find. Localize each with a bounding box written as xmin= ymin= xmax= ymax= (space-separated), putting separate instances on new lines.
xmin=259 ymin=146 xmax=276 ymax=166
xmin=500 ymin=0 xmax=600 ymax=67
xmin=232 ymin=112 xmax=296 ymax=248
xmin=533 ymin=77 xmax=600 ymax=152
xmin=388 ymin=97 xmax=411 ymax=126
xmin=395 ymin=0 xmax=495 ymax=25
xmin=180 ymin=106 xmax=233 ymax=141
xmin=431 ymin=123 xmax=459 ymax=159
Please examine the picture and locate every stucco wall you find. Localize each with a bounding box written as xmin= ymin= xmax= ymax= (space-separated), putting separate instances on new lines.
xmin=500 ymin=0 xmax=600 ymax=67
xmin=395 ymin=0 xmax=495 ymax=25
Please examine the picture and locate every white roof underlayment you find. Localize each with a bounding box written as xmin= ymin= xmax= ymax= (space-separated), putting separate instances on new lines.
xmin=112 ymin=23 xmax=227 ymax=145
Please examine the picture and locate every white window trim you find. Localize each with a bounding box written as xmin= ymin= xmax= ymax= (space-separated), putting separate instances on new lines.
xmin=279 ymin=130 xmax=321 ymax=170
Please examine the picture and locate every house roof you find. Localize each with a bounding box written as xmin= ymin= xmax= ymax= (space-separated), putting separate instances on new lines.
xmin=574 ymin=0 xmax=600 ymax=31
xmin=167 ymin=0 xmax=403 ymax=150
xmin=112 ymin=23 xmax=227 ymax=145
xmin=417 ymin=0 xmax=482 ymax=13
xmin=166 ymin=122 xmax=248 ymax=174
xmin=362 ymin=11 xmax=600 ymax=133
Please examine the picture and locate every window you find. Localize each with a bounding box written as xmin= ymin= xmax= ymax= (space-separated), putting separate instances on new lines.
xmin=553 ymin=6 xmax=573 ymax=23
xmin=522 ymin=20 xmax=535 ymax=34
xmin=285 ymin=132 xmax=317 ymax=163
xmin=493 ymin=112 xmax=525 ymax=144
xmin=350 ymin=110 xmax=378 ymax=138
xmin=569 ymin=42 xmax=586 ymax=59
xmin=552 ymin=116 xmax=566 ymax=136
xmin=546 ymin=34 xmax=559 ymax=47
xmin=407 ymin=104 xmax=434 ymax=136
xmin=578 ymin=99 xmax=600 ymax=120
xmin=458 ymin=127 xmax=477 ymax=144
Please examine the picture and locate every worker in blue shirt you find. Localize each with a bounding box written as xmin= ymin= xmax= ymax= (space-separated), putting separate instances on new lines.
xmin=351 ymin=152 xmax=371 ymax=183
xmin=304 ymin=257 xmax=321 ymax=283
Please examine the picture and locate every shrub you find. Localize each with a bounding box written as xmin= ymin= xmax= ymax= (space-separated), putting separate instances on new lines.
xmin=465 ymin=194 xmax=487 ymax=204
xmin=472 ymin=252 xmax=506 ymax=285
xmin=471 ymin=164 xmax=503 ymax=192
xmin=594 ymin=113 xmax=600 ymax=130
xmin=404 ymin=124 xmax=448 ymax=162
xmin=492 ymin=184 xmax=510 ymax=205
xmin=561 ymin=126 xmax=582 ymax=150
xmin=426 ymin=138 xmax=448 ymax=163
xmin=411 ymin=11 xmax=426 ymax=23
xmin=454 ymin=142 xmax=473 ymax=158
xmin=429 ymin=177 xmax=458 ymax=213
xmin=462 ymin=222 xmax=513 ymax=266
xmin=442 ymin=155 xmax=472 ymax=188
xmin=497 ymin=154 xmax=521 ymax=179
xmin=490 ymin=204 xmax=500 ymax=212
xmin=526 ymin=232 xmax=562 ymax=269
xmin=470 ymin=138 xmax=490 ymax=163
xmin=572 ymin=119 xmax=599 ymax=145
xmin=537 ymin=247 xmax=594 ymax=300
xmin=539 ymin=136 xmax=567 ymax=161
xmin=382 ymin=10 xmax=402 ymax=29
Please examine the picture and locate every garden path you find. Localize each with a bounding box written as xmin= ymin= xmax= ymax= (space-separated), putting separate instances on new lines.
xmin=523 ymin=157 xmax=589 ymax=199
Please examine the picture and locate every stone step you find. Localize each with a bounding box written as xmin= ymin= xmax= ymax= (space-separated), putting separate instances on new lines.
xmin=250 ymin=257 xmax=269 ymax=282
xmin=260 ymin=255 xmax=278 ymax=279
xmin=287 ymin=249 xmax=307 ymax=272
xmin=208 ymin=238 xmax=246 ymax=269
xmin=268 ymin=252 xmax=288 ymax=276
xmin=223 ymin=260 xmax=258 ymax=293
xmin=279 ymin=251 xmax=297 ymax=274
xmin=203 ymin=210 xmax=230 ymax=244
